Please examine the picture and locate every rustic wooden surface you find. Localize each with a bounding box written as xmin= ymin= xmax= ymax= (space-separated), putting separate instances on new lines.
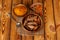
xmin=0 ymin=0 xmax=11 ymax=40
xmin=44 ymin=0 xmax=56 ymax=40
xmin=53 ymin=0 xmax=60 ymax=40
xmin=0 ymin=0 xmax=2 ymax=40
xmin=0 ymin=0 xmax=60 ymax=40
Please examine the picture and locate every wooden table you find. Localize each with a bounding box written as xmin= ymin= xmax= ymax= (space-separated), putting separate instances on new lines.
xmin=0 ymin=0 xmax=60 ymax=40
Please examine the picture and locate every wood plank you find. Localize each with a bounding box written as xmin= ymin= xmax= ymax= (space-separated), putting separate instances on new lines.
xmin=34 ymin=35 xmax=44 ymax=40
xmin=53 ymin=0 xmax=60 ymax=40
xmin=22 ymin=0 xmax=33 ymax=40
xmin=0 ymin=0 xmax=2 ymax=40
xmin=33 ymin=0 xmax=38 ymax=3
xmin=22 ymin=35 xmax=33 ymax=40
xmin=33 ymin=0 xmax=44 ymax=40
xmin=1 ymin=0 xmax=11 ymax=40
xmin=59 ymin=0 xmax=60 ymax=17
xmin=10 ymin=0 xmax=22 ymax=40
xmin=44 ymin=0 xmax=56 ymax=40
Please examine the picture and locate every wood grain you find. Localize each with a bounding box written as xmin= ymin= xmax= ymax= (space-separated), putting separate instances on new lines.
xmin=59 ymin=0 xmax=60 ymax=13
xmin=44 ymin=0 xmax=56 ymax=40
xmin=1 ymin=0 xmax=11 ymax=40
xmin=0 ymin=0 xmax=59 ymax=40
xmin=10 ymin=0 xmax=22 ymax=40
xmin=0 ymin=0 xmax=2 ymax=40
xmin=53 ymin=0 xmax=60 ymax=40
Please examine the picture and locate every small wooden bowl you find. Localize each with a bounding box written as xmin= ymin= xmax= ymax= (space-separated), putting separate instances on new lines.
xmin=13 ymin=4 xmax=27 ymax=17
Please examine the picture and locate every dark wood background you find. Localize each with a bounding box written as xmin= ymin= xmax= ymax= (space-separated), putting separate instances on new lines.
xmin=0 ymin=0 xmax=60 ymax=40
